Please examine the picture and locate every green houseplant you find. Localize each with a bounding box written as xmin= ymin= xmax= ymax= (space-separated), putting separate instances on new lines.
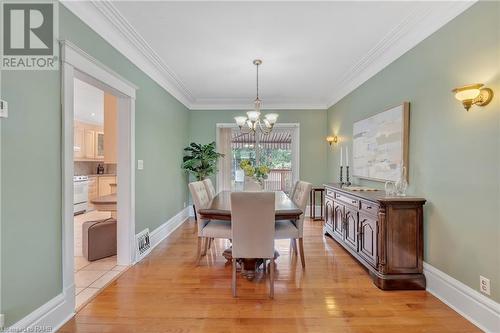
xmin=182 ymin=142 xmax=224 ymax=180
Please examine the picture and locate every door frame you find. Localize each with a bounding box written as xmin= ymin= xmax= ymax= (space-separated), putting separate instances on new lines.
xmin=215 ymin=123 xmax=300 ymax=192
xmin=61 ymin=40 xmax=137 ymax=306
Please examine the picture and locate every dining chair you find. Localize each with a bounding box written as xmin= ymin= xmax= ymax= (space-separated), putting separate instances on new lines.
xmin=289 ymin=180 xmax=299 ymax=199
xmin=189 ymin=181 xmax=231 ymax=264
xmin=275 ymin=181 xmax=312 ymax=269
xmin=231 ymin=192 xmax=276 ymax=298
xmin=202 ymin=178 xmax=216 ymax=201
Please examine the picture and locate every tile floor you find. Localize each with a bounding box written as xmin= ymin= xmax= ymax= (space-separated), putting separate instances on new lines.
xmin=74 ymin=210 xmax=128 ymax=310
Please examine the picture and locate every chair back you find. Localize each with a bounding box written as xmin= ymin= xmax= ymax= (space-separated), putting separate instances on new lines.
xmin=231 ymin=192 xmax=275 ymax=259
xmin=289 ymin=180 xmax=299 ymax=199
xmin=291 ymin=181 xmax=313 ymax=236
xmin=188 ymin=181 xmax=211 ymax=234
xmin=202 ymin=178 xmax=216 ymax=200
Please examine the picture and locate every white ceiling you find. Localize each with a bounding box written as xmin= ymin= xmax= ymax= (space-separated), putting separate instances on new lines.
xmin=63 ymin=1 xmax=475 ymax=110
xmin=74 ymin=78 xmax=104 ymax=125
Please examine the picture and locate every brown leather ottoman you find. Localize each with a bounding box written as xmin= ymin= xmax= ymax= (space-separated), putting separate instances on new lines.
xmin=82 ymin=218 xmax=117 ymax=261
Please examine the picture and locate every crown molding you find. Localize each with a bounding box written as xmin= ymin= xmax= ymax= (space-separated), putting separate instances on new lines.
xmin=326 ymin=0 xmax=476 ymax=108
xmin=62 ymin=0 xmax=476 ymax=111
xmin=189 ymin=98 xmax=328 ymax=111
xmin=61 ymin=0 xmax=195 ymax=109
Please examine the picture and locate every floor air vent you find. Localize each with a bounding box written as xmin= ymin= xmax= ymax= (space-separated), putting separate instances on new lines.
xmin=136 ymin=228 xmax=151 ymax=261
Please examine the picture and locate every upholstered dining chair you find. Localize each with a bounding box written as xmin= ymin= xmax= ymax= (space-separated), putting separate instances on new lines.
xmin=289 ymin=180 xmax=299 ymax=200
xmin=231 ymin=192 xmax=276 ymax=298
xmin=189 ymin=181 xmax=231 ymax=264
xmin=275 ymin=181 xmax=312 ymax=269
xmin=202 ymin=178 xmax=216 ymax=201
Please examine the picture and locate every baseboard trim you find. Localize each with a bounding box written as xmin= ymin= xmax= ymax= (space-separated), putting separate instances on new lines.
xmin=7 ymin=285 xmax=75 ymax=332
xmin=149 ymin=206 xmax=190 ymax=250
xmin=424 ymin=262 xmax=500 ymax=332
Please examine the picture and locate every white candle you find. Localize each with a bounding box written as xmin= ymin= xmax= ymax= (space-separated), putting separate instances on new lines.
xmin=346 ymin=147 xmax=349 ymax=167
xmin=340 ymin=146 xmax=343 ymax=166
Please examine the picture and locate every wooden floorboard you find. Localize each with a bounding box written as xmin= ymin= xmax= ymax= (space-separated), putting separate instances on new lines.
xmin=58 ymin=218 xmax=480 ymax=333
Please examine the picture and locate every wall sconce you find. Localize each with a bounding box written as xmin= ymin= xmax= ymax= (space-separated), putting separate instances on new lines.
xmin=326 ymin=136 xmax=338 ymax=146
xmin=452 ymin=83 xmax=493 ymax=111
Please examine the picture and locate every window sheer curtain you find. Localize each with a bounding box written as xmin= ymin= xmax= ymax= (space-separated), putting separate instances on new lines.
xmin=217 ymin=127 xmax=233 ymax=192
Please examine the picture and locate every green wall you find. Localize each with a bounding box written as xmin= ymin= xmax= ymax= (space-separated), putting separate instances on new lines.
xmin=326 ymin=2 xmax=500 ymax=302
xmin=189 ymin=110 xmax=328 ymax=187
xmin=0 ymin=5 xmax=190 ymax=325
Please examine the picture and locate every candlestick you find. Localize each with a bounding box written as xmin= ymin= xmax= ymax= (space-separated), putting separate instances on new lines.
xmin=345 ymin=166 xmax=351 ymax=186
xmin=346 ymin=146 xmax=349 ymax=167
xmin=340 ymin=165 xmax=344 ymax=185
xmin=340 ymin=146 xmax=343 ymax=166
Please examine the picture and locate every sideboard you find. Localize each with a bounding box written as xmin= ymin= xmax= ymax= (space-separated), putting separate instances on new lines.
xmin=323 ymin=183 xmax=426 ymax=290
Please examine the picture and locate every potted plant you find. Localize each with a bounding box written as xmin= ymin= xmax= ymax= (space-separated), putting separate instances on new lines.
xmin=182 ymin=142 xmax=224 ymax=181
xmin=239 ymin=160 xmax=270 ymax=190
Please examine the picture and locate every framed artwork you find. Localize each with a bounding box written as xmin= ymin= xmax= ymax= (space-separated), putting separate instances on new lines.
xmin=352 ymin=102 xmax=409 ymax=182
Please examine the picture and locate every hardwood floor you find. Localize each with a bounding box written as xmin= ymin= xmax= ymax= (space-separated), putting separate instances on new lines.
xmin=59 ymin=218 xmax=480 ymax=333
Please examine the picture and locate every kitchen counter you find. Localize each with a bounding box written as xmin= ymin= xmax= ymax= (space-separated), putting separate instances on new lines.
xmin=86 ymin=174 xmax=116 ymax=177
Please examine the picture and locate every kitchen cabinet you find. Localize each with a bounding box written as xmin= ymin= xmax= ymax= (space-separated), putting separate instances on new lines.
xmin=104 ymin=93 xmax=117 ymax=164
xmin=74 ymin=120 xmax=104 ymax=161
xmin=96 ymin=131 xmax=105 ymax=159
xmin=98 ymin=176 xmax=116 ymax=197
xmin=323 ymin=183 xmax=426 ymax=290
xmin=74 ymin=125 xmax=85 ymax=159
xmin=87 ymin=176 xmax=98 ymax=210
xmin=84 ymin=129 xmax=96 ymax=159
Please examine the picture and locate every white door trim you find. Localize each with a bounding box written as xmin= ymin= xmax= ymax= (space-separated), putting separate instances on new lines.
xmin=215 ymin=123 xmax=300 ymax=192
xmin=60 ymin=40 xmax=137 ymax=309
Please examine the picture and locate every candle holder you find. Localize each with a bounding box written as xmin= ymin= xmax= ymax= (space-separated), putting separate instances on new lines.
xmin=345 ymin=166 xmax=352 ymax=186
xmin=339 ymin=166 xmax=344 ymax=185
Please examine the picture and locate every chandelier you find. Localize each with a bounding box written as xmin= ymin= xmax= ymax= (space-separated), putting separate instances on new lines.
xmin=234 ymin=59 xmax=278 ymax=135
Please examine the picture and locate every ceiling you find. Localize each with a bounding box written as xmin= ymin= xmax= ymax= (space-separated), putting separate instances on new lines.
xmin=62 ymin=1 xmax=474 ymax=110
xmin=74 ymin=78 xmax=104 ymax=125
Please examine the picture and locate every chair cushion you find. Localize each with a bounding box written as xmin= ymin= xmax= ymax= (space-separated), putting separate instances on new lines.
xmin=200 ymin=220 xmax=231 ymax=239
xmin=275 ymin=220 xmax=299 ymax=239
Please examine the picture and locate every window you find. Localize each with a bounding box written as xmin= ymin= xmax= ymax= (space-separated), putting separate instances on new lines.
xmin=217 ymin=125 xmax=299 ymax=193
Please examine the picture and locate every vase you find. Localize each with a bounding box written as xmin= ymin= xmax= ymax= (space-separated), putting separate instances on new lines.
xmin=395 ymin=166 xmax=408 ymax=196
xmin=244 ymin=176 xmax=263 ymax=191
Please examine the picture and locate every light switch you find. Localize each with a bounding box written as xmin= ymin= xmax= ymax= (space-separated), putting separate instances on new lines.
xmin=137 ymin=159 xmax=144 ymax=170
xmin=0 ymin=99 xmax=8 ymax=118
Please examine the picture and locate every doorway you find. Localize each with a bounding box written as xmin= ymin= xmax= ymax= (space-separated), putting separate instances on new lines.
xmin=72 ymin=77 xmax=128 ymax=309
xmin=61 ymin=41 xmax=137 ymax=312
xmin=216 ymin=123 xmax=300 ymax=193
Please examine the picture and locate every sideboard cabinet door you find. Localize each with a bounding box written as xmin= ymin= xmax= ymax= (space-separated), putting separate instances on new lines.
xmin=359 ymin=214 xmax=378 ymax=268
xmin=324 ymin=197 xmax=334 ymax=231
xmin=344 ymin=206 xmax=358 ymax=251
xmin=332 ymin=202 xmax=344 ymax=240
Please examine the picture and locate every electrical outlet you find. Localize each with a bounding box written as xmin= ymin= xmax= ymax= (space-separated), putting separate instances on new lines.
xmin=137 ymin=159 xmax=144 ymax=170
xmin=480 ymin=276 xmax=490 ymax=295
xmin=0 ymin=99 xmax=8 ymax=118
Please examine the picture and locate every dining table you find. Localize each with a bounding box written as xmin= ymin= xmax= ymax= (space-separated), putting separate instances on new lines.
xmin=198 ymin=190 xmax=303 ymax=279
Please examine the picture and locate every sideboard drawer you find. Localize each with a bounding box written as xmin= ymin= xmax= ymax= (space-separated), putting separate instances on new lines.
xmin=360 ymin=201 xmax=379 ymax=214
xmin=325 ymin=187 xmax=335 ymax=198
xmin=335 ymin=193 xmax=359 ymax=208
